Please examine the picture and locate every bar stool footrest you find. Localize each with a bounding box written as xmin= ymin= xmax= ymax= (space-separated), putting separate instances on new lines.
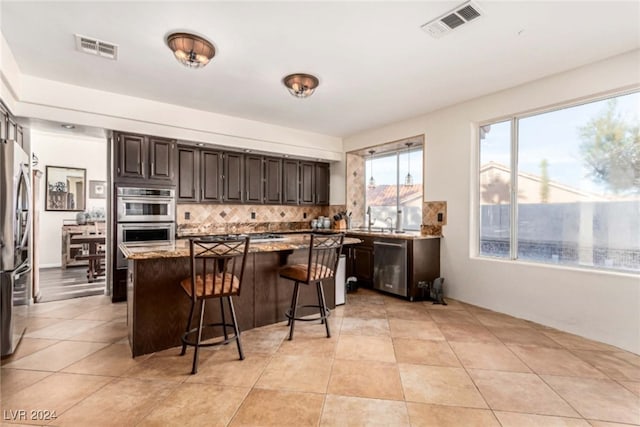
xmin=181 ymin=322 xmax=239 ymax=348
xmin=285 ymin=304 xmax=331 ymax=322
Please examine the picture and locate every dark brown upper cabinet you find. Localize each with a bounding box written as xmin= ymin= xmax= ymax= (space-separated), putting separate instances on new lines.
xmin=175 ymin=142 xmax=330 ymax=206
xmin=148 ymin=137 xmax=175 ymax=181
xmin=299 ymin=161 xmax=315 ymax=205
xmin=282 ymin=159 xmax=299 ymax=205
xmin=114 ymin=132 xmax=176 ymax=184
xmin=116 ymin=133 xmax=145 ymax=180
xmin=223 ymin=152 xmax=244 ymax=202
xmin=177 ymin=146 xmax=198 ymax=201
xmin=177 ymin=146 xmax=222 ymax=203
xmin=264 ymin=157 xmax=282 ymax=204
xmin=201 ymin=150 xmax=222 ymax=202
xmin=314 ymin=163 xmax=330 ymax=206
xmin=245 ymin=155 xmax=264 ymax=204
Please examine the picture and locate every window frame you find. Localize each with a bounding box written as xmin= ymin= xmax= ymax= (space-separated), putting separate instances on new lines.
xmin=365 ymin=146 xmax=424 ymax=231
xmin=476 ymin=87 xmax=640 ymax=272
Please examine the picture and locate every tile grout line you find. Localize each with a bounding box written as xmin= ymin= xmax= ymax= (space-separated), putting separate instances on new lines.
xmin=464 ymin=307 xmax=591 ymax=422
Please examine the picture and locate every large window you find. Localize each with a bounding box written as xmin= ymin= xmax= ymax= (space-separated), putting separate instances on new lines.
xmin=479 ymin=91 xmax=640 ymax=273
xmin=365 ymin=147 xmax=423 ymax=230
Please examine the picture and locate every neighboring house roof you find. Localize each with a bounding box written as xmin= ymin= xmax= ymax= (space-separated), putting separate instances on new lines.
xmin=366 ymin=184 xmax=422 ymax=206
xmin=480 ymin=161 xmax=610 ymax=203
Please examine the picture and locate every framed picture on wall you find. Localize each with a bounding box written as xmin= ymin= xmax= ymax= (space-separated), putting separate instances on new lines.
xmin=45 ymin=166 xmax=86 ymax=211
xmin=89 ymin=180 xmax=106 ymax=199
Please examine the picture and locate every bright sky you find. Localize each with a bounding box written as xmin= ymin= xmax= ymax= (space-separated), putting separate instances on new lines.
xmin=365 ymin=149 xmax=423 ymax=186
xmin=481 ymin=91 xmax=639 ymax=195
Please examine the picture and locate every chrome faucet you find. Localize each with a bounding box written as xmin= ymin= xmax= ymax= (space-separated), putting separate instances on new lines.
xmin=385 ymin=217 xmax=393 ymax=232
xmin=366 ymin=206 xmax=375 ymax=232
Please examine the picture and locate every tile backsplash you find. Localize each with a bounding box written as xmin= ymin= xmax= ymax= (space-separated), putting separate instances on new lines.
xmin=345 ymin=153 xmax=365 ymax=228
xmin=423 ymin=201 xmax=447 ymax=226
xmin=177 ymin=203 xmax=346 ymax=236
xmin=421 ymin=201 xmax=447 ymax=236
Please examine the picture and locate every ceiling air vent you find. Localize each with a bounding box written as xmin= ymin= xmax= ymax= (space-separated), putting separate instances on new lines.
xmin=421 ymin=1 xmax=484 ymax=38
xmin=74 ymin=34 xmax=118 ymax=60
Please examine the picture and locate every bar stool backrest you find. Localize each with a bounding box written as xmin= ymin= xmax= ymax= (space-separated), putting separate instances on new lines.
xmin=189 ymin=237 xmax=250 ymax=301
xmin=305 ymin=233 xmax=345 ymax=283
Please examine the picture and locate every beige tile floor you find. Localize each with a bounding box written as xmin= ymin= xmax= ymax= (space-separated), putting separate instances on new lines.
xmin=1 ymin=289 xmax=639 ymax=426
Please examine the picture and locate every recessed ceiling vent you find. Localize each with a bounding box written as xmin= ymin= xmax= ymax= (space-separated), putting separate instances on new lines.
xmin=421 ymin=1 xmax=483 ymax=38
xmin=74 ymin=34 xmax=118 ymax=60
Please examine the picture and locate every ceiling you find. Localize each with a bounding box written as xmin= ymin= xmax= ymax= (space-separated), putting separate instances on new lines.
xmin=1 ymin=1 xmax=638 ymax=138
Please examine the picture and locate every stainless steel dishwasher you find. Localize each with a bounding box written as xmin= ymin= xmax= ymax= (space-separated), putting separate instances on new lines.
xmin=373 ymin=239 xmax=407 ymax=297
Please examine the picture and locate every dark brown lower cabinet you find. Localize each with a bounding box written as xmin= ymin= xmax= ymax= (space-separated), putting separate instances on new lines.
xmin=346 ymin=234 xmax=440 ymax=300
xmin=406 ymin=238 xmax=440 ymax=300
xmin=345 ymin=235 xmax=374 ymax=287
xmin=113 ymin=268 xmax=127 ymax=302
xmin=127 ymin=249 xmax=337 ymax=357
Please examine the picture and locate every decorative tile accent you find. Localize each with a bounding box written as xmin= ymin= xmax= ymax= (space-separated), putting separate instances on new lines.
xmin=346 ymin=153 xmax=365 ymax=228
xmin=219 ymin=211 xmax=227 ymax=218
xmin=423 ymin=201 xmax=447 ymax=226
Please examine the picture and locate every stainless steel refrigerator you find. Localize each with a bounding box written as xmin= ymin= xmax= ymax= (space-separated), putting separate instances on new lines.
xmin=1 ymin=139 xmax=31 ymax=357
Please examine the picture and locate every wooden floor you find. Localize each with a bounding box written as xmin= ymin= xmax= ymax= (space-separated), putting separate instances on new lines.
xmin=38 ymin=266 xmax=105 ymax=303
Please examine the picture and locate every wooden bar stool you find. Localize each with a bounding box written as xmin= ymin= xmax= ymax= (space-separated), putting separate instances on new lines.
xmin=179 ymin=237 xmax=250 ymax=374
xmin=279 ymin=233 xmax=344 ymax=340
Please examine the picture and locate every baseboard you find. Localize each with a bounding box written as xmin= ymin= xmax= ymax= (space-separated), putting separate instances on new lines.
xmin=40 ymin=263 xmax=62 ymax=269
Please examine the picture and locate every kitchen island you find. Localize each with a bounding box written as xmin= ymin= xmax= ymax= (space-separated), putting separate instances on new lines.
xmin=121 ymin=234 xmax=361 ymax=357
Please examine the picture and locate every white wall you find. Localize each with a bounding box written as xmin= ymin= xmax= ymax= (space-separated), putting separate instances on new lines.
xmin=344 ymin=49 xmax=640 ymax=354
xmin=32 ymin=130 xmax=107 ymax=267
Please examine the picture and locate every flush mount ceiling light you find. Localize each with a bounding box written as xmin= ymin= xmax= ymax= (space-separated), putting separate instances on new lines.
xmin=283 ymin=73 xmax=319 ymax=98
xmin=166 ymin=32 xmax=215 ymax=69
xmin=404 ymin=142 xmax=414 ymax=186
xmin=61 ymin=124 xmax=75 ymax=129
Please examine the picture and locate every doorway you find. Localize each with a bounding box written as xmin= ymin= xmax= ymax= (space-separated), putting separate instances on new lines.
xmin=28 ymin=120 xmax=109 ymax=303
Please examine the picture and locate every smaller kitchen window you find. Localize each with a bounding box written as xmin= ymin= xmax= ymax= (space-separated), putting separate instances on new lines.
xmin=365 ymin=146 xmax=423 ymax=230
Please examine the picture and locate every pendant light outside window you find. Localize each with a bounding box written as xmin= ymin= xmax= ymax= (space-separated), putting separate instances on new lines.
xmin=166 ymin=32 xmax=215 ymax=69
xmin=367 ymin=150 xmax=376 ymax=189
xmin=404 ymin=142 xmax=414 ymax=186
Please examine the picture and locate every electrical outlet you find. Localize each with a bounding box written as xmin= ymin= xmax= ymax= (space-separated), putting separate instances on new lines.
xmin=184 ymin=212 xmax=190 ymax=220
xmin=251 ymin=212 xmax=256 ymax=219
xmin=437 ymin=212 xmax=443 ymax=222
xmin=303 ymin=212 xmax=307 ymax=219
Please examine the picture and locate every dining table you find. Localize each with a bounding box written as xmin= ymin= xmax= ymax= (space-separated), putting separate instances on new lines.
xmin=71 ymin=234 xmax=106 ymax=282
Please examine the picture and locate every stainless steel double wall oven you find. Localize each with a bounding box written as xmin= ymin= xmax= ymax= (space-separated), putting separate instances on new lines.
xmin=115 ymin=187 xmax=175 ymax=269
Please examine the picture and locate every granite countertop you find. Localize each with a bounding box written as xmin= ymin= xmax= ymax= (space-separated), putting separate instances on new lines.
xmin=120 ymin=234 xmax=362 ymax=260
xmin=343 ymin=229 xmax=442 ymax=240
xmin=278 ymin=229 xmax=441 ymax=240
